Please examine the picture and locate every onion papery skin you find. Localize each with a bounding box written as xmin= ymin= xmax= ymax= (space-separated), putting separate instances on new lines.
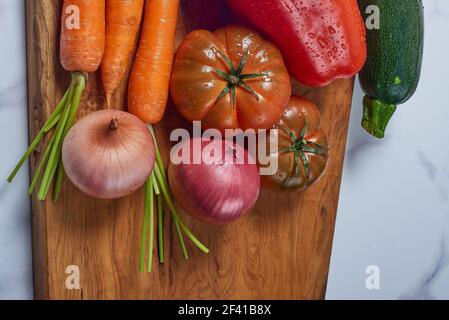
xmin=62 ymin=110 xmax=155 ymax=200
xmin=168 ymin=138 xmax=261 ymax=224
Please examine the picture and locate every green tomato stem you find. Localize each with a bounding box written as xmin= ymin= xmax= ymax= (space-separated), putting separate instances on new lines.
xmin=212 ymin=48 xmax=264 ymax=107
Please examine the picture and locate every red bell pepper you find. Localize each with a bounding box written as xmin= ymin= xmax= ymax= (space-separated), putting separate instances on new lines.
xmin=227 ymin=0 xmax=367 ymax=87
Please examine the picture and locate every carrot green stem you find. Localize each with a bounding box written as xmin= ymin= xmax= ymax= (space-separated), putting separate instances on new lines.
xmin=151 ymin=173 xmax=160 ymax=195
xmin=153 ymin=163 xmax=209 ymax=254
xmin=37 ymin=86 xmax=74 ymax=200
xmin=140 ymin=176 xmax=153 ymax=272
xmin=148 ymin=125 xmax=167 ymax=263
xmin=153 ymin=162 xmax=189 ymax=259
xmin=52 ymin=73 xmax=86 ymax=202
xmin=174 ymin=212 xmax=189 ymax=260
xmin=148 ymin=125 xmax=166 ymax=176
xmin=43 ymin=113 xmax=62 ymax=133
xmin=38 ymin=72 xmax=86 ymax=200
xmin=145 ymin=124 xmax=208 ymax=266
xmin=61 ymin=73 xmax=86 ymax=138
xmin=147 ymin=175 xmax=155 ymax=273
xmin=34 ymin=108 xmax=69 ymax=196
xmin=52 ymin=161 xmax=64 ymax=203
xmin=7 ymin=88 xmax=70 ymax=183
xmin=148 ymin=125 xmax=185 ymax=260
xmin=28 ymin=134 xmax=56 ymax=194
xmin=149 ymin=125 xmax=191 ymax=258
xmin=157 ymin=193 xmax=164 ymax=264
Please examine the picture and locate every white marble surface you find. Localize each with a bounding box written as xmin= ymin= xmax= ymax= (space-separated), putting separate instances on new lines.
xmin=0 ymin=0 xmax=33 ymax=299
xmin=328 ymin=0 xmax=449 ymax=299
xmin=0 ymin=0 xmax=448 ymax=300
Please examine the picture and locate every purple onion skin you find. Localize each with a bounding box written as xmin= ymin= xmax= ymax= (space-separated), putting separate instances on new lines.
xmin=168 ymin=138 xmax=261 ymax=225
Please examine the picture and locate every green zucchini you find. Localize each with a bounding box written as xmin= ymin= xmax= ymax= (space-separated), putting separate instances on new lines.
xmin=358 ymin=0 xmax=424 ymax=138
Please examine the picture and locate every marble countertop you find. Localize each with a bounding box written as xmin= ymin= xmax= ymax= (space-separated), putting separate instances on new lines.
xmin=1 ymin=0 xmax=448 ymax=300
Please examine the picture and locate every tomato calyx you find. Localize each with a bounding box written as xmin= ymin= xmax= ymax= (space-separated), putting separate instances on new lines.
xmin=212 ymin=47 xmax=267 ymax=109
xmin=279 ymin=122 xmax=328 ymax=179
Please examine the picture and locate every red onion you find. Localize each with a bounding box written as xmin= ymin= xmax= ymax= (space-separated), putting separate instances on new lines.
xmin=62 ymin=110 xmax=155 ymax=199
xmin=168 ymin=138 xmax=261 ymax=224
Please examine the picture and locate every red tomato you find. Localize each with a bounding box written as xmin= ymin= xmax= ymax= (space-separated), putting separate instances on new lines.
xmin=260 ymin=96 xmax=329 ymax=191
xmin=170 ymin=25 xmax=291 ymax=131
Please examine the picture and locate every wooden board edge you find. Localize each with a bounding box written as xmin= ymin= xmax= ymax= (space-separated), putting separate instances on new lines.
xmin=25 ymin=0 xmax=50 ymax=300
xmin=319 ymin=77 xmax=355 ymax=300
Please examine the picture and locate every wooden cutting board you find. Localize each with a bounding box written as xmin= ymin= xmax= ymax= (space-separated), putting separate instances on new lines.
xmin=26 ymin=0 xmax=354 ymax=300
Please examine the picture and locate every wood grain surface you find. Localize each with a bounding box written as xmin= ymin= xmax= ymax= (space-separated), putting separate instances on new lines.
xmin=26 ymin=0 xmax=354 ymax=300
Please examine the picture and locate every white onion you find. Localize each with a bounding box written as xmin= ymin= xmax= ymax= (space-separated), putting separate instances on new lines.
xmin=62 ymin=110 xmax=155 ymax=199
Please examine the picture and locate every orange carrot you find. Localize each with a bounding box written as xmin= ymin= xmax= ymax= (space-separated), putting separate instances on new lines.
xmin=60 ymin=0 xmax=105 ymax=73
xmin=8 ymin=0 xmax=105 ymax=202
xmin=128 ymin=0 xmax=180 ymax=124
xmin=101 ymin=0 xmax=145 ymax=104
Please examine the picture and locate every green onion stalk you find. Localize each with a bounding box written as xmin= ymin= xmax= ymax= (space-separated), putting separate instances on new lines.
xmin=8 ymin=72 xmax=87 ymax=202
xmin=139 ymin=125 xmax=209 ymax=272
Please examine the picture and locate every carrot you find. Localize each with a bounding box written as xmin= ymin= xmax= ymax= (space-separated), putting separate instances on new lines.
xmin=101 ymin=0 xmax=145 ymax=105
xmin=8 ymin=0 xmax=105 ymax=202
xmin=128 ymin=0 xmax=180 ymax=124
xmin=60 ymin=0 xmax=105 ymax=72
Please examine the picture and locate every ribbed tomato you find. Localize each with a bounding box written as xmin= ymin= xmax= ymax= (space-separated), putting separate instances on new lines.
xmin=170 ymin=25 xmax=291 ymax=131
xmin=261 ymin=96 xmax=329 ymax=191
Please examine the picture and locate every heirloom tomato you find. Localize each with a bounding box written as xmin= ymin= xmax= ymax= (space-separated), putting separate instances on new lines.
xmin=170 ymin=25 xmax=291 ymax=131
xmin=261 ymin=96 xmax=329 ymax=191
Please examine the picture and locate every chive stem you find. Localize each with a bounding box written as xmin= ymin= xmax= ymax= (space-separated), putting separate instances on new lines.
xmin=28 ymin=134 xmax=56 ymax=194
xmin=141 ymin=124 xmax=208 ymax=272
xmin=153 ymin=161 xmax=189 ymax=259
xmin=52 ymin=160 xmax=64 ymax=203
xmin=7 ymin=87 xmax=70 ymax=183
xmin=37 ymin=86 xmax=74 ymax=200
xmin=175 ymin=215 xmax=189 ymax=260
xmin=148 ymin=126 xmax=188 ymax=258
xmin=153 ymin=164 xmax=209 ymax=254
xmin=43 ymin=113 xmax=62 ymax=133
xmin=37 ymin=72 xmax=86 ymax=200
xmin=151 ymin=173 xmax=160 ymax=195
xmin=148 ymin=176 xmax=154 ymax=273
xmin=157 ymin=193 xmax=164 ymax=263
xmin=140 ymin=176 xmax=152 ymax=272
